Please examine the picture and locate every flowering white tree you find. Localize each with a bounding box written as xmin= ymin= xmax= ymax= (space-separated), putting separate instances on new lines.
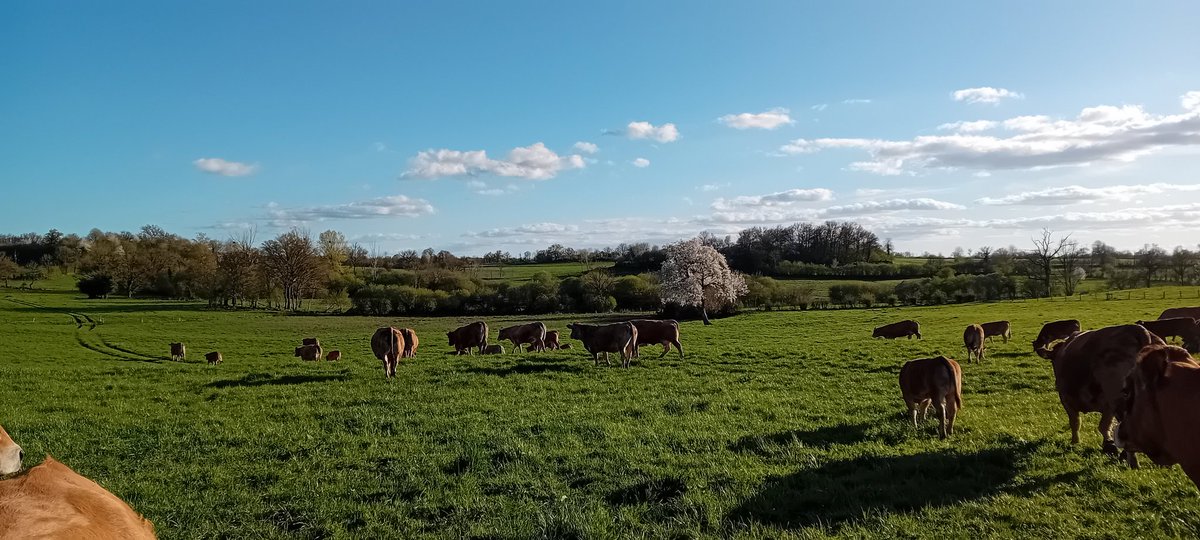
xmin=659 ymin=238 xmax=748 ymax=325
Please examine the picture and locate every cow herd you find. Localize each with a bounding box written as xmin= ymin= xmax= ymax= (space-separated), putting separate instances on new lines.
xmin=884 ymin=306 xmax=1200 ymax=490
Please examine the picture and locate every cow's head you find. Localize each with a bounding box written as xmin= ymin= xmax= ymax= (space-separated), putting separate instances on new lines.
xmin=446 ymin=331 xmax=454 ymax=346
xmin=1117 ymin=344 xmax=1191 ymax=466
xmin=294 ymin=346 xmax=304 ymax=357
xmin=567 ymin=323 xmax=581 ymax=340
xmin=498 ymin=327 xmax=511 ymax=340
xmin=0 ymin=424 xmax=23 ymax=477
xmin=872 ymin=328 xmax=882 ymax=338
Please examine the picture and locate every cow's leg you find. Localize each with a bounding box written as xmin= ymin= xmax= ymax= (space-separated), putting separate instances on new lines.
xmin=917 ymin=399 xmax=930 ymax=422
xmin=672 ymin=339 xmax=684 ymax=359
xmin=944 ymin=393 xmax=958 ymax=436
xmin=658 ymin=341 xmax=670 ymax=359
xmin=1099 ymin=410 xmax=1119 ymax=456
xmin=933 ymin=398 xmax=948 ymax=439
xmin=604 ymin=352 xmax=611 ymax=366
xmin=907 ymin=401 xmax=919 ymax=428
xmin=1067 ymin=407 xmax=1080 ymax=444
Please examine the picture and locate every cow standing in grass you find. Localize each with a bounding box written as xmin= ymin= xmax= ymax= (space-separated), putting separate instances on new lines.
xmin=399 ymin=328 xmax=419 ymax=358
xmin=448 ymin=321 xmax=488 ymax=355
xmin=1032 ymin=319 xmax=1081 ymax=356
xmin=205 ymin=351 xmax=222 ymax=365
xmin=980 ymin=321 xmax=1011 ymax=343
xmin=963 ymin=324 xmax=985 ymax=363
xmin=1117 ymin=344 xmax=1200 ymax=488
xmin=1136 ymin=318 xmax=1200 ymax=353
xmin=371 ymin=327 xmax=405 ymax=379
xmin=630 ymin=319 xmax=683 ymax=359
xmin=169 ymin=342 xmax=185 ymax=361
xmin=568 ymin=322 xmax=638 ymax=368
xmin=498 ymin=322 xmax=547 ymax=353
xmin=899 ymin=356 xmax=963 ymax=439
xmin=294 ymin=344 xmax=322 ymax=361
xmin=873 ymin=320 xmax=921 ymax=339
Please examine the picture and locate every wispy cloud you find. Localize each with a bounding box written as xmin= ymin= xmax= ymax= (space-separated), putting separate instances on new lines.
xmin=627 ymin=121 xmax=680 ymax=143
xmin=266 ymin=195 xmax=435 ymax=223
xmin=780 ymin=91 xmax=1200 ymax=175
xmin=718 ymin=108 xmax=794 ymax=129
xmin=842 ymin=98 xmax=872 ymax=105
xmin=632 ymin=157 xmax=651 ymax=168
xmin=402 ymin=142 xmax=585 ymax=180
xmin=936 ymin=120 xmax=998 ymax=132
xmin=811 ymin=104 xmax=828 ymax=112
xmin=711 ymin=188 xmax=835 ymax=211
xmin=573 ymin=141 xmax=598 ymax=154
xmin=194 ymin=157 xmax=257 ymax=177
xmin=977 ymin=183 xmax=1200 ymax=206
xmin=952 ymin=87 xmax=1023 ymax=104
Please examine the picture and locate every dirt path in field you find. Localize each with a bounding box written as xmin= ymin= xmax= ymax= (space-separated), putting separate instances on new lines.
xmin=4 ymin=296 xmax=164 ymax=362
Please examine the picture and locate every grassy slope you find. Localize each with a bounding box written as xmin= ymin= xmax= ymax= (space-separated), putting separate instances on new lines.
xmin=2 ymin=283 xmax=1200 ymax=538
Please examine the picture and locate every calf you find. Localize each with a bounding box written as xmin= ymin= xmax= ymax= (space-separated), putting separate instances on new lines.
xmin=963 ymin=324 xmax=985 ymax=363
xmin=481 ymin=344 xmax=505 ymax=355
xmin=873 ymin=320 xmax=921 ymax=340
xmin=169 ymin=342 xmax=185 ymax=361
xmin=899 ymin=356 xmax=963 ymax=439
xmin=980 ymin=320 xmax=1011 ymax=343
xmin=543 ymin=330 xmax=561 ymax=350
xmin=567 ymin=322 xmax=638 ymax=368
xmin=301 ymin=337 xmax=320 ymax=347
xmin=399 ymin=328 xmax=419 ymax=358
xmin=205 ymin=351 xmax=222 ymax=365
xmin=1117 ymin=344 xmax=1200 ymax=489
xmin=294 ymin=344 xmax=322 ymax=361
xmin=326 ymin=350 xmax=341 ymax=361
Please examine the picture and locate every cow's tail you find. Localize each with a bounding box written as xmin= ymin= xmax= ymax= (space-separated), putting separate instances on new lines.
xmin=943 ymin=357 xmax=963 ymax=409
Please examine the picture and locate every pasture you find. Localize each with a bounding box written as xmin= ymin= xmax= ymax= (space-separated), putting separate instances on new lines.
xmin=1 ymin=283 xmax=1199 ymax=538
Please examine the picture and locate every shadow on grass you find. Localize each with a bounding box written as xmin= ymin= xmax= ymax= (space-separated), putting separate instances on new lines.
xmin=990 ymin=351 xmax=1031 ymax=358
xmin=730 ymin=422 xmax=883 ymax=454
xmin=727 ymin=439 xmax=1039 ymax=531
xmin=464 ymin=363 xmax=584 ymax=376
xmin=206 ymin=372 xmax=349 ymax=388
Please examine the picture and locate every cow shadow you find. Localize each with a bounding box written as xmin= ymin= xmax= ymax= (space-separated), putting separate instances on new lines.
xmin=206 ymin=372 xmax=350 ymax=388
xmin=730 ymin=421 xmax=892 ymax=455
xmin=726 ymin=439 xmax=1038 ymax=531
xmin=464 ymin=363 xmax=584 ymax=377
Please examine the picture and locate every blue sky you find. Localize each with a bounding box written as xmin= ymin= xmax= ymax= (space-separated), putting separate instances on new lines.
xmin=3 ymin=1 xmax=1199 ymax=255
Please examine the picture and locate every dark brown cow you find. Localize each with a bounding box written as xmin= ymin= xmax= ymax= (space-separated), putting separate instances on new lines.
xmin=1032 ymin=319 xmax=1081 ymax=356
xmin=169 ymin=342 xmax=185 ymax=361
xmin=294 ymin=344 xmax=322 ymax=361
xmin=630 ymin=319 xmax=684 ymax=359
xmin=873 ymin=320 xmax=921 ymax=340
xmin=1117 ymin=345 xmax=1200 ymax=489
xmin=543 ymin=330 xmax=560 ymax=350
xmin=899 ymin=356 xmax=963 ymax=439
xmin=498 ymin=322 xmax=547 ymax=353
xmin=399 ymin=328 xmax=419 ymax=358
xmin=567 ymin=322 xmax=638 ymax=368
xmin=1039 ymin=324 xmax=1163 ymax=455
xmin=1160 ymin=307 xmax=1200 ymax=320
xmin=980 ymin=321 xmax=1011 ymax=343
xmin=325 ymin=350 xmax=341 ymax=361
xmin=301 ymin=337 xmax=320 ymax=347
xmin=370 ymin=327 xmax=406 ymax=378
xmin=205 ymin=351 xmax=222 ymax=365
xmin=481 ymin=344 xmax=504 ymax=355
xmin=963 ymin=324 xmax=985 ymax=363
xmin=448 ymin=321 xmax=488 ymax=355
xmin=1136 ymin=317 xmax=1200 ymax=352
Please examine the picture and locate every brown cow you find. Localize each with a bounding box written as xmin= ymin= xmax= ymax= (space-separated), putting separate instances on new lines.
xmin=481 ymin=344 xmax=505 ymax=355
xmin=399 ymin=328 xmax=419 ymax=358
xmin=1117 ymin=345 xmax=1200 ymax=488
xmin=325 ymin=350 xmax=341 ymax=361
xmin=301 ymin=337 xmax=320 ymax=347
xmin=0 ymin=449 xmax=156 ymax=539
xmin=294 ymin=344 xmax=322 ymax=361
xmin=205 ymin=351 xmax=222 ymax=365
xmin=630 ymin=319 xmax=684 ymax=359
xmin=899 ymin=356 xmax=963 ymax=439
xmin=448 ymin=321 xmax=488 ymax=355
xmin=0 ymin=424 xmax=19 ymax=477
xmin=543 ymin=330 xmax=560 ymax=350
xmin=872 ymin=320 xmax=921 ymax=340
xmin=567 ymin=322 xmax=638 ymax=368
xmin=1160 ymin=307 xmax=1200 ymax=320
xmin=169 ymin=342 xmax=185 ymax=361
xmin=558 ymin=343 xmax=572 ymax=350
xmin=1137 ymin=317 xmax=1200 ymax=352
xmin=1039 ymin=324 xmax=1163 ymax=455
xmin=963 ymin=324 xmax=985 ymax=363
xmin=980 ymin=321 xmax=1011 ymax=343
xmin=1032 ymin=319 xmax=1081 ymax=356
xmin=498 ymin=322 xmax=547 ymax=353
xmin=370 ymin=327 xmax=405 ymax=378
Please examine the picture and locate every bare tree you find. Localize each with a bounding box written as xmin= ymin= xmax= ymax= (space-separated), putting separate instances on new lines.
xmin=1135 ymin=244 xmax=1168 ymax=288
xmin=1024 ymin=229 xmax=1072 ymax=298
xmin=1059 ymin=241 xmax=1087 ymax=296
xmin=260 ymin=229 xmax=320 ymax=311
xmin=1170 ymin=246 xmax=1195 ymax=285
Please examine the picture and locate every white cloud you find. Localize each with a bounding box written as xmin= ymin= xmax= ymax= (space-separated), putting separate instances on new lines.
xmin=937 ymin=120 xmax=998 ymax=132
xmin=627 ymin=121 xmax=680 ymax=143
xmin=699 ymin=183 xmax=724 ymax=192
xmin=842 ymin=99 xmax=872 ymax=105
xmin=811 ymin=104 xmax=828 ymax=112
xmin=780 ymin=91 xmax=1200 ymax=175
xmin=822 ymin=198 xmax=965 ymax=215
xmin=193 ymin=158 xmax=257 ymax=177
xmin=466 ymin=180 xmax=487 ymax=189
xmin=267 ymin=195 xmax=435 ymax=222
xmin=718 ymin=108 xmax=794 ymax=130
xmin=707 ymin=196 xmax=962 ymax=224
xmin=632 ymin=157 xmax=651 ymax=168
xmin=952 ymin=87 xmax=1024 ymax=104
xmin=463 ymin=222 xmax=580 ymax=238
xmin=573 ymin=141 xmax=598 ymax=154
xmin=402 ymin=142 xmax=585 ymax=180
xmin=977 ymin=183 xmax=1200 ymax=206
xmin=711 ymin=188 xmax=835 ymax=211
xmin=1185 ymin=91 xmax=1200 ymax=112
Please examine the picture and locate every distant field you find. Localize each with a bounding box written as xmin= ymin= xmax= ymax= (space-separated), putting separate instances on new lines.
xmin=3 ymin=279 xmax=1200 ymax=538
xmin=473 ymin=261 xmax=614 ymax=283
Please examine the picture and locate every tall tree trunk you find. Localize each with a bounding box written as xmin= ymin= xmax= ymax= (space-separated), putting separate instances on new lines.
xmin=700 ymin=298 xmax=712 ymax=325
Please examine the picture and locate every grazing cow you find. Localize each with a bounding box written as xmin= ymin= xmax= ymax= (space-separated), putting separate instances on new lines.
xmin=872 ymin=320 xmax=921 ymax=340
xmin=0 ymin=425 xmax=20 ymax=477
xmin=481 ymin=344 xmax=505 ymax=355
xmin=399 ymin=328 xmax=419 ymax=358
xmin=567 ymin=322 xmax=638 ymax=368
xmin=980 ymin=321 xmax=1011 ymax=343
xmin=1160 ymin=307 xmax=1200 ymax=321
xmin=1038 ymin=324 xmax=1163 ymax=455
xmin=0 ymin=443 xmax=156 ymax=539
xmin=1136 ymin=317 xmax=1200 ymax=352
xmin=301 ymin=337 xmax=320 ymax=347
xmin=963 ymin=324 xmax=985 ymax=363
xmin=370 ymin=327 xmax=406 ymax=378
xmin=1117 ymin=345 xmax=1200 ymax=488
xmin=899 ymin=356 xmax=963 ymax=439
xmin=543 ymin=330 xmax=561 ymax=350
xmin=498 ymin=322 xmax=547 ymax=353
xmin=1032 ymin=319 xmax=1082 ymax=356
xmin=630 ymin=319 xmax=684 ymax=359
xmin=169 ymin=342 xmax=185 ymax=362
xmin=448 ymin=321 xmax=488 ymax=355
xmin=325 ymin=350 xmax=341 ymax=361
xmin=294 ymin=344 xmax=322 ymax=361
xmin=205 ymin=351 xmax=222 ymax=365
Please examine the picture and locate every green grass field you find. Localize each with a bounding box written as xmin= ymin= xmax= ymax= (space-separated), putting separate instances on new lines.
xmin=2 ymin=280 xmax=1199 ymax=539
xmin=474 ymin=262 xmax=615 ymax=284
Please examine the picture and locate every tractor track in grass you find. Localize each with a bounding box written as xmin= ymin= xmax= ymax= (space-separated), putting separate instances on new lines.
xmin=5 ymin=296 xmax=163 ymax=362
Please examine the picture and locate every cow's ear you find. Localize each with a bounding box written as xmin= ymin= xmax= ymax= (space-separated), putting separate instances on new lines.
xmin=1164 ymin=346 xmax=1194 ymax=365
xmin=1137 ymin=347 xmax=1172 ymax=389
